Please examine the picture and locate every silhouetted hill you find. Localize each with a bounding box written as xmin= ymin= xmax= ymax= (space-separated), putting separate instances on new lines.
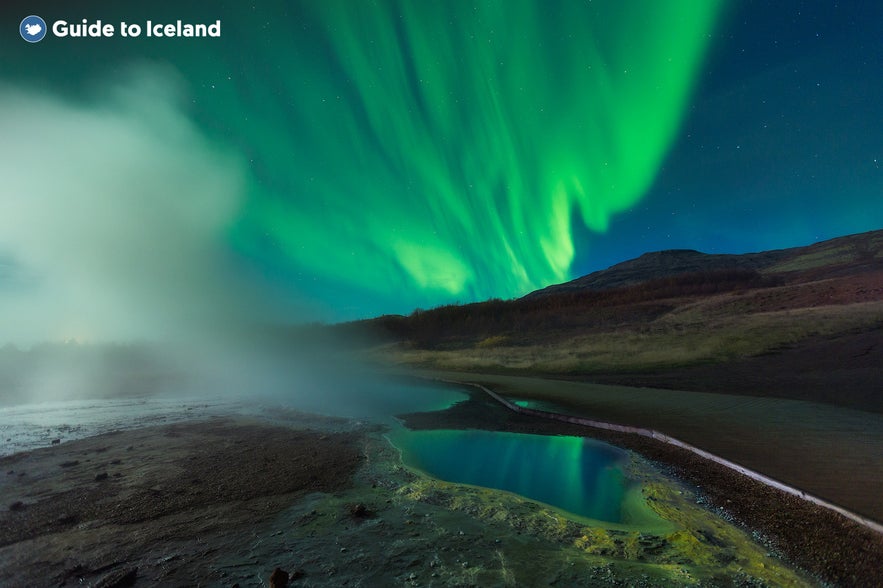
xmin=356 ymin=228 xmax=883 ymax=412
xmin=525 ymin=228 xmax=883 ymax=298
xmin=524 ymin=249 xmax=785 ymax=298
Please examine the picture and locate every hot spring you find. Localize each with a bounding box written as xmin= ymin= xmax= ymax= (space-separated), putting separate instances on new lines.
xmin=390 ymin=429 xmax=649 ymax=524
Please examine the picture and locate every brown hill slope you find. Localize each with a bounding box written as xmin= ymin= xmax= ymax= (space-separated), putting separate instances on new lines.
xmin=357 ymin=229 xmax=883 ymax=412
xmin=526 ymin=228 xmax=883 ymax=297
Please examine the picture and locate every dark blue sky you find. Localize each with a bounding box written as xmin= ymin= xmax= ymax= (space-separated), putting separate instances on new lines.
xmin=1 ymin=1 xmax=881 ymax=332
xmin=573 ymin=0 xmax=883 ymax=276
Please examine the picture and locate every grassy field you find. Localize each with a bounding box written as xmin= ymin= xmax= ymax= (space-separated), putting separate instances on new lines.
xmin=385 ymin=299 xmax=883 ymax=374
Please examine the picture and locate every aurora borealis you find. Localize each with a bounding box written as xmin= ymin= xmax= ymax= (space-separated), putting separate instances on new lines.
xmin=1 ymin=0 xmax=882 ymax=335
xmin=230 ymin=0 xmax=722 ymax=303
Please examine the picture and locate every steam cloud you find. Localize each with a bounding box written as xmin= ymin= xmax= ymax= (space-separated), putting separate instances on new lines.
xmin=0 ymin=65 xmax=357 ymax=409
xmin=0 ymin=65 xmax=247 ymax=346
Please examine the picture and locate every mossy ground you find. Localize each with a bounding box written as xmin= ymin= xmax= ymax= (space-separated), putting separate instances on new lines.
xmin=273 ymin=431 xmax=814 ymax=587
xmin=0 ymin=410 xmax=818 ymax=587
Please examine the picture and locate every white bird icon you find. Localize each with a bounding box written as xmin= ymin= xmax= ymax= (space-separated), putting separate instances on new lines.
xmin=25 ymin=23 xmax=42 ymax=36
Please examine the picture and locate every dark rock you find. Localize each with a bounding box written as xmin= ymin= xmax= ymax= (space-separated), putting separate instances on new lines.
xmin=57 ymin=513 xmax=78 ymax=525
xmin=95 ymin=472 xmax=109 ymax=482
xmin=9 ymin=501 xmax=25 ymax=511
xmin=269 ymin=567 xmax=289 ymax=588
xmin=349 ymin=503 xmax=370 ymax=518
xmin=59 ymin=460 xmax=80 ymax=468
xmin=52 ymin=438 xmax=61 ymax=444
xmin=94 ymin=566 xmax=137 ymax=588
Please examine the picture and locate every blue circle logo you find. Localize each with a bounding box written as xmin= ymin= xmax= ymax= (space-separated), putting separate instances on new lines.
xmin=20 ymin=15 xmax=47 ymax=43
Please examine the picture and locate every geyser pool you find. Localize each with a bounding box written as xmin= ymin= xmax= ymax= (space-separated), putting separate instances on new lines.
xmin=391 ymin=429 xmax=637 ymax=523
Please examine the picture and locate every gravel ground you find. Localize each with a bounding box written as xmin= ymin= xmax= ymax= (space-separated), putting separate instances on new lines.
xmin=0 ymin=402 xmax=816 ymax=587
xmin=400 ymin=390 xmax=883 ymax=587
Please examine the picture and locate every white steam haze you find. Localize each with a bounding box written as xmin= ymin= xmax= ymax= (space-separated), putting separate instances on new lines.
xmin=0 ymin=65 xmax=246 ymax=344
xmin=0 ymin=65 xmax=395 ymax=412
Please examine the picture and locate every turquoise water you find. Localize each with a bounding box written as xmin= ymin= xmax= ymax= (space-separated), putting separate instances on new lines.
xmin=391 ymin=429 xmax=631 ymax=523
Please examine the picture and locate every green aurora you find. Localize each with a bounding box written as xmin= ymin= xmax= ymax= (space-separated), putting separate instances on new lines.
xmin=0 ymin=0 xmax=726 ymax=321
xmin=219 ymin=0 xmax=725 ymax=308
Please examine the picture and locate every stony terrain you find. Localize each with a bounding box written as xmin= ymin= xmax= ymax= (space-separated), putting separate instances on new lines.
xmin=0 ymin=403 xmax=817 ymax=587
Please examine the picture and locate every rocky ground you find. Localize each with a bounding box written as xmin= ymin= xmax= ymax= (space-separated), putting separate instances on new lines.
xmin=0 ymin=413 xmax=368 ymax=586
xmin=401 ymin=391 xmax=883 ymax=587
xmin=0 ymin=394 xmax=827 ymax=588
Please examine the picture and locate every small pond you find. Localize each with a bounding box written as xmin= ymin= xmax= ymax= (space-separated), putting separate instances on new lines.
xmin=391 ymin=429 xmax=645 ymax=524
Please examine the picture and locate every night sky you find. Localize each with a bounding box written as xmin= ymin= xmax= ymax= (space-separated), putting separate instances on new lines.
xmin=1 ymin=1 xmax=881 ymax=340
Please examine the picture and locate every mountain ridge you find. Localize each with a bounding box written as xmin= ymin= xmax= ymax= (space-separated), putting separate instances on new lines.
xmin=524 ymin=228 xmax=883 ymax=298
xmin=356 ymin=227 xmax=883 ymax=414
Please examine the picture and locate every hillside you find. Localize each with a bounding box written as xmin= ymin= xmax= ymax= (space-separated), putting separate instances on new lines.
xmin=523 ymin=249 xmax=787 ymax=297
xmin=353 ymin=229 xmax=883 ymax=412
xmin=526 ymin=228 xmax=883 ymax=297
